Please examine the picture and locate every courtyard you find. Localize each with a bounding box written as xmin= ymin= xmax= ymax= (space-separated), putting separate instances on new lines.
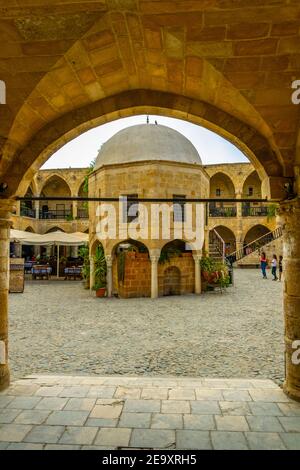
xmin=9 ymin=269 xmax=284 ymax=385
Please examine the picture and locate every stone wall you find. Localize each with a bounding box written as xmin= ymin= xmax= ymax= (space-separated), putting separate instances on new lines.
xmin=113 ymin=252 xmax=194 ymax=299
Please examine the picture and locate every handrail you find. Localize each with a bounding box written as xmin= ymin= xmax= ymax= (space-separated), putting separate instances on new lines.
xmin=226 ymin=226 xmax=283 ymax=264
xmin=210 ymin=228 xmax=226 ymax=262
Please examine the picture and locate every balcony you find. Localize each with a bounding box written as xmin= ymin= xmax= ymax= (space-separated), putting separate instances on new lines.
xmin=20 ymin=206 xmax=35 ymax=218
xmin=209 ymin=205 xmax=237 ymax=217
xmin=39 ymin=209 xmax=72 ymax=220
xmin=242 ymin=205 xmax=268 ymax=217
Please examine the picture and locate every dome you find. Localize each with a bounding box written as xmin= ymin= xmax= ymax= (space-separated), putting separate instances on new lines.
xmin=94 ymin=124 xmax=202 ymax=169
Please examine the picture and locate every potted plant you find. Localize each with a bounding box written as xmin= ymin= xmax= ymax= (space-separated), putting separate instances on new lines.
xmin=200 ymin=256 xmax=230 ymax=289
xmin=92 ymin=244 xmax=107 ymax=297
xmin=78 ymin=244 xmax=90 ymax=289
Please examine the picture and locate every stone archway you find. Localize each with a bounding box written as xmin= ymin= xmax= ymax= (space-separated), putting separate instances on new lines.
xmin=163 ymin=266 xmax=181 ymax=296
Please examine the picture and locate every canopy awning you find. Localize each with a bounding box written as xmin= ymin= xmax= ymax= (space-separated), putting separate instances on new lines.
xmin=10 ymin=230 xmax=88 ymax=246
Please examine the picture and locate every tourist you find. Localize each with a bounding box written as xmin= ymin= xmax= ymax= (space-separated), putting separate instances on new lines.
xmin=260 ymin=251 xmax=268 ymax=279
xmin=271 ymin=254 xmax=278 ymax=281
xmin=278 ymin=255 xmax=283 ymax=282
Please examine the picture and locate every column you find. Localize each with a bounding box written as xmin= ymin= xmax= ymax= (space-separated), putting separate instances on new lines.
xmin=35 ymin=199 xmax=40 ymax=219
xmin=89 ymin=256 xmax=95 ymax=294
xmin=150 ymin=253 xmax=159 ymax=299
xmin=236 ymin=191 xmax=242 ymax=218
xmin=0 ymin=199 xmax=15 ymax=391
xmin=279 ymin=198 xmax=300 ymax=401
xmin=193 ymin=253 xmax=202 ymax=294
xmin=72 ymin=200 xmax=78 ymax=220
xmin=106 ymin=255 xmax=113 ymax=297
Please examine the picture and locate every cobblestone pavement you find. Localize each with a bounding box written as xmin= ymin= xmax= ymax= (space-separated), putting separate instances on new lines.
xmin=9 ymin=269 xmax=284 ymax=384
xmin=0 ymin=375 xmax=299 ymax=450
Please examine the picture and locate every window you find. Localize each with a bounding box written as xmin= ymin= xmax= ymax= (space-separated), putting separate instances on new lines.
xmin=248 ymin=187 xmax=253 ymax=196
xmin=173 ymin=195 xmax=186 ymax=222
xmin=122 ymin=194 xmax=138 ymax=223
xmin=216 ymin=188 xmax=221 ymax=197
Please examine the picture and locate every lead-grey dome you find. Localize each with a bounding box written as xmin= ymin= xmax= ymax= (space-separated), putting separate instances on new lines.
xmin=94 ymin=124 xmax=202 ymax=169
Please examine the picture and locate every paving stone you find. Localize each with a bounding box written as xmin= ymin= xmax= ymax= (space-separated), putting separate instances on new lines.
xmin=195 ymin=389 xmax=223 ymax=401
xmin=226 ymin=379 xmax=254 ymax=389
xmin=151 ymin=413 xmax=183 ymax=429
xmin=85 ymin=418 xmax=118 ymax=427
xmin=245 ymin=432 xmax=286 ymax=450
xmin=190 ymin=401 xmax=220 ymax=415
xmin=0 ymin=409 xmax=22 ymax=424
xmin=7 ymin=396 xmax=42 ymax=410
xmin=45 ymin=444 xmax=81 ymax=450
xmin=161 ymin=400 xmax=190 ymax=414
xmin=219 ymin=401 xmax=250 ymax=416
xmin=215 ymin=415 xmax=249 ymax=431
xmin=248 ymin=402 xmax=283 ymax=416
xmin=59 ymin=386 xmax=90 ymax=398
xmin=35 ymin=397 xmax=68 ymax=411
xmin=183 ymin=414 xmax=215 ymax=431
xmin=81 ymin=445 xmax=117 ymax=450
xmin=141 ymin=388 xmax=169 ymax=400
xmin=280 ymin=433 xmax=300 ymax=450
xmin=8 ymin=385 xmax=40 ymax=396
xmin=90 ymin=400 xmax=123 ymax=419
xmin=46 ymin=410 xmax=89 ymax=426
xmin=35 ymin=386 xmax=64 ymax=397
xmin=221 ymin=390 xmax=252 ymax=402
xmin=0 ymin=424 xmax=32 ymax=442
xmin=246 ymin=415 xmax=284 ymax=432
xmin=95 ymin=427 xmax=132 ymax=447
xmin=119 ymin=412 xmax=151 ymax=429
xmin=7 ymin=442 xmax=44 ymax=450
xmin=114 ymin=387 xmax=141 ymax=399
xmin=64 ymin=398 xmax=96 ymax=411
xmin=249 ymin=389 xmax=291 ymax=403
xmin=279 ymin=417 xmax=300 ymax=432
xmin=14 ymin=410 xmax=50 ymax=425
xmin=0 ymin=396 xmax=15 ymax=408
xmin=251 ymin=380 xmax=280 ymax=389
xmin=124 ymin=399 xmax=160 ymax=413
xmin=24 ymin=425 xmax=65 ymax=444
xmin=59 ymin=426 xmax=98 ymax=445
xmin=130 ymin=429 xmax=175 ymax=449
xmin=87 ymin=387 xmax=116 ymax=398
xmin=168 ymin=389 xmax=195 ymax=400
xmin=211 ymin=431 xmax=249 ymax=450
xmin=0 ymin=442 xmax=9 ymax=449
xmin=278 ymin=403 xmax=300 ymax=417
xmin=202 ymin=380 xmax=229 ymax=389
xmin=176 ymin=430 xmax=211 ymax=450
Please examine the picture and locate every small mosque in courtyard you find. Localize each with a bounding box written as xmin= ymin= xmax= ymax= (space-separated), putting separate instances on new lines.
xmin=89 ymin=123 xmax=209 ymax=299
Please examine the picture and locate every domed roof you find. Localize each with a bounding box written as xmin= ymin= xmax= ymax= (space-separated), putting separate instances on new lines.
xmin=94 ymin=124 xmax=202 ymax=169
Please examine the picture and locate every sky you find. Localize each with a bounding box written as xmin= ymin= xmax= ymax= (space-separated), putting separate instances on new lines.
xmin=42 ymin=114 xmax=249 ymax=169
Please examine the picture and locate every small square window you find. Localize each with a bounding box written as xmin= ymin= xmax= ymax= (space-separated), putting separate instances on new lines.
xmin=216 ymin=188 xmax=221 ymax=197
xmin=248 ymin=187 xmax=253 ymax=196
xmin=122 ymin=194 xmax=138 ymax=223
xmin=173 ymin=195 xmax=186 ymax=222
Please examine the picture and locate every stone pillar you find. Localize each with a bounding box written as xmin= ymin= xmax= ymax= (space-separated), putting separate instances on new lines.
xmin=106 ymin=255 xmax=113 ymax=297
xmin=35 ymin=199 xmax=40 ymax=219
xmin=89 ymin=256 xmax=95 ymax=294
xmin=150 ymin=252 xmax=160 ymax=299
xmin=204 ymin=227 xmax=210 ymax=256
xmin=279 ymin=198 xmax=300 ymax=401
xmin=72 ymin=200 xmax=78 ymax=220
xmin=71 ymin=246 xmax=78 ymax=258
xmin=236 ymin=191 xmax=242 ymax=218
xmin=193 ymin=253 xmax=202 ymax=294
xmin=0 ymin=199 xmax=15 ymax=391
xmin=16 ymin=200 xmax=20 ymax=217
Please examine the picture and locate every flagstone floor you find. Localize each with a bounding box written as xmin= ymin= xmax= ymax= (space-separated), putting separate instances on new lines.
xmin=0 ymin=374 xmax=300 ymax=450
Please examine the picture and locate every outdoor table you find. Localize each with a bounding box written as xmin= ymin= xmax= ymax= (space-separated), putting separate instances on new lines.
xmin=32 ymin=265 xmax=52 ymax=280
xmin=64 ymin=266 xmax=82 ymax=280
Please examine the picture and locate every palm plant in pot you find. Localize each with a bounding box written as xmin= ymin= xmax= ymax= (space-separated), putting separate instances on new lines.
xmin=93 ymin=244 xmax=107 ymax=298
xmin=78 ymin=244 xmax=90 ymax=289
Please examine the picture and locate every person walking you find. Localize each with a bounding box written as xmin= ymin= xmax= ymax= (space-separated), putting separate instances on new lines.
xmin=260 ymin=251 xmax=268 ymax=279
xmin=271 ymin=254 xmax=278 ymax=281
xmin=278 ymin=255 xmax=283 ymax=281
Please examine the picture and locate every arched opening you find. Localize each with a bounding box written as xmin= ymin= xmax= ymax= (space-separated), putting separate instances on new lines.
xmin=111 ymin=239 xmax=150 ymax=299
xmin=242 ymin=171 xmax=266 ymax=217
xmin=163 ymin=266 xmax=181 ymax=296
xmin=244 ymin=225 xmax=270 ymax=247
xmin=159 ymin=240 xmax=194 ymax=296
xmin=209 ymin=172 xmax=236 ymax=218
xmin=20 ymin=185 xmax=35 ymax=218
xmin=40 ymin=175 xmax=72 ymax=220
xmin=210 ymin=226 xmax=236 ymax=256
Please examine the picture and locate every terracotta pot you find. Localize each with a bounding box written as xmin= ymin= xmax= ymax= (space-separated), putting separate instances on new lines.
xmin=96 ymin=287 xmax=106 ymax=298
xmin=202 ymin=271 xmax=219 ymax=283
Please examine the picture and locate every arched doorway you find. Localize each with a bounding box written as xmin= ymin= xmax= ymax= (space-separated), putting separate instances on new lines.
xmin=163 ymin=266 xmax=181 ymax=296
xmin=244 ymin=225 xmax=270 ymax=246
xmin=242 ymin=171 xmax=266 ymax=217
xmin=209 ymin=172 xmax=236 ymax=218
xmin=211 ymin=226 xmax=236 ymax=256
xmin=40 ymin=176 xmax=72 ymax=220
